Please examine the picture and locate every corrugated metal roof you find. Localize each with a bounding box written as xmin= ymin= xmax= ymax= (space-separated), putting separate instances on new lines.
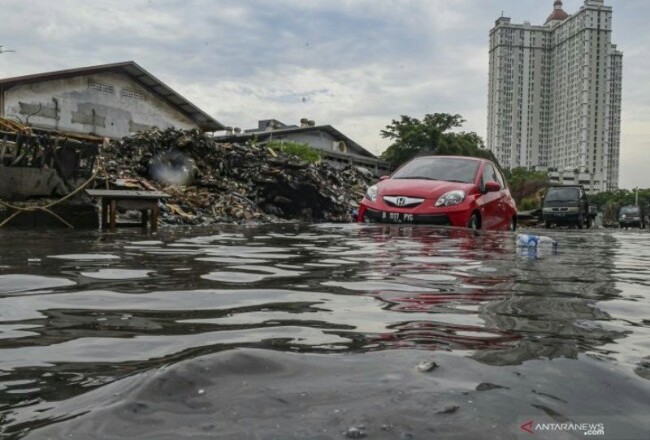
xmin=0 ymin=61 xmax=224 ymax=132
xmin=216 ymin=124 xmax=385 ymax=163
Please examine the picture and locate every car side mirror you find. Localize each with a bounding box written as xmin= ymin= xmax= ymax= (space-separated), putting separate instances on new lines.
xmin=379 ymin=175 xmax=390 ymax=181
xmin=485 ymin=181 xmax=501 ymax=192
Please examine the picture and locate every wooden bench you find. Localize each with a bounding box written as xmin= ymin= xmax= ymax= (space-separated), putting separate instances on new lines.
xmin=86 ymin=189 xmax=170 ymax=232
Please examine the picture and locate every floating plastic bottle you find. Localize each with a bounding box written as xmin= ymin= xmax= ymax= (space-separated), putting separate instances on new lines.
xmin=516 ymin=233 xmax=558 ymax=249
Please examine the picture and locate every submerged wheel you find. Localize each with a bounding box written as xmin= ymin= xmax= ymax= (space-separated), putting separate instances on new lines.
xmin=509 ymin=216 xmax=517 ymax=231
xmin=577 ymin=215 xmax=584 ymax=229
xmin=467 ymin=213 xmax=480 ymax=230
xmin=545 ymin=220 xmax=552 ymax=229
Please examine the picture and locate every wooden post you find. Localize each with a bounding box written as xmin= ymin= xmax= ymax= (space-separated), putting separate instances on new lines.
xmin=0 ymin=135 xmax=7 ymax=163
xmin=109 ymin=200 xmax=116 ymax=233
xmin=151 ymin=203 xmax=159 ymax=233
xmin=101 ymin=199 xmax=108 ymax=229
xmin=85 ymin=190 xmax=168 ymax=233
xmin=141 ymin=209 xmax=149 ymax=231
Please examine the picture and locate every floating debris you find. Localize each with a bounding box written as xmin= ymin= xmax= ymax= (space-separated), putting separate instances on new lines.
xmin=476 ymin=383 xmax=508 ymax=391
xmin=97 ymin=128 xmax=375 ymax=225
xmin=344 ymin=425 xmax=367 ymax=438
xmin=416 ymin=360 xmax=439 ymax=372
xmin=436 ymin=405 xmax=460 ymax=415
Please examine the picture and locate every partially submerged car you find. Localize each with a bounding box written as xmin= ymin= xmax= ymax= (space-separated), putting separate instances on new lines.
xmin=357 ymin=156 xmax=517 ymax=231
xmin=618 ymin=205 xmax=644 ymax=229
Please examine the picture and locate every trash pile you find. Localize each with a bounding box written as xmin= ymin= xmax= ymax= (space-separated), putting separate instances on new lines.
xmin=96 ymin=128 xmax=376 ymax=225
xmin=0 ymin=116 xmax=100 ymax=200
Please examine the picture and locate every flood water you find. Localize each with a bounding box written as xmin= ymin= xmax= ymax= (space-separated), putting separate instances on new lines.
xmin=0 ymin=224 xmax=648 ymax=439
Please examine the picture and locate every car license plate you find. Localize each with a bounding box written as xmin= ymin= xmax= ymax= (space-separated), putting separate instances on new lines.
xmin=381 ymin=211 xmax=414 ymax=223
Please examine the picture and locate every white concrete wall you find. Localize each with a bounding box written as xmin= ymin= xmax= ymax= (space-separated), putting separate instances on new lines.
xmin=1 ymin=72 xmax=197 ymax=138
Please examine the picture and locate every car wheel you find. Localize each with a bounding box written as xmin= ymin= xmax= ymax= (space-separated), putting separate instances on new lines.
xmin=545 ymin=220 xmax=551 ymax=229
xmin=577 ymin=215 xmax=584 ymax=229
xmin=467 ymin=213 xmax=480 ymax=230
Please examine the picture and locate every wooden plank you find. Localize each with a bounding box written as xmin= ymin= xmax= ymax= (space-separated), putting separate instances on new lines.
xmin=87 ymin=189 xmax=166 ymax=232
xmin=86 ymin=189 xmax=170 ymax=199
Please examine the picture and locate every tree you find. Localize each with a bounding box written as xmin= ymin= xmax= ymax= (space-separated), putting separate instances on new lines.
xmin=267 ymin=140 xmax=321 ymax=163
xmin=379 ymin=113 xmax=497 ymax=168
xmin=502 ymin=167 xmax=549 ymax=209
xmin=589 ymin=188 xmax=650 ymax=224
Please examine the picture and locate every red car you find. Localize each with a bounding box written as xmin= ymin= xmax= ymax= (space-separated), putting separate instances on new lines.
xmin=357 ymin=156 xmax=517 ymax=231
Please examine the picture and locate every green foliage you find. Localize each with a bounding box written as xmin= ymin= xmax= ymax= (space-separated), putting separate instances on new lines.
xmin=502 ymin=167 xmax=549 ymax=207
xmin=519 ymin=196 xmax=542 ymax=211
xmin=268 ymin=141 xmax=321 ymax=163
xmin=588 ymin=188 xmax=650 ymax=208
xmin=379 ymin=113 xmax=497 ymax=168
xmin=589 ymin=188 xmax=650 ymax=224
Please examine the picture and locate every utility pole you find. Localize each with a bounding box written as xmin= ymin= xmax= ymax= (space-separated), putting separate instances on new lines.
xmin=635 ymin=187 xmax=639 ymax=207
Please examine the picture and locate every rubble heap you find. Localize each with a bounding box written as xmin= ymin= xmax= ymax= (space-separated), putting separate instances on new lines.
xmin=97 ymin=128 xmax=376 ymax=224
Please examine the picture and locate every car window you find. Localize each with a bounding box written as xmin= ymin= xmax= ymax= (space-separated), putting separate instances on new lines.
xmin=621 ymin=206 xmax=639 ymax=214
xmin=545 ymin=187 xmax=579 ymax=202
xmin=391 ymin=157 xmax=480 ymax=184
xmin=494 ymin=167 xmax=506 ymax=188
xmin=481 ymin=164 xmax=497 ymax=186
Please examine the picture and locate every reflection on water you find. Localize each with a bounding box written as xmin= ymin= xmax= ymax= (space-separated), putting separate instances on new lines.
xmin=0 ymin=225 xmax=649 ymax=439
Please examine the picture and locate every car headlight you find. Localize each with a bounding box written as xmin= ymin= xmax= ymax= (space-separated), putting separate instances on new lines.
xmin=365 ymin=185 xmax=378 ymax=202
xmin=435 ymin=190 xmax=466 ymax=207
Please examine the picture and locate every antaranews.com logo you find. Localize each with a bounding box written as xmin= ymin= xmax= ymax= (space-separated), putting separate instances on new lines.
xmin=520 ymin=419 xmax=605 ymax=436
xmin=517 ymin=415 xmax=649 ymax=439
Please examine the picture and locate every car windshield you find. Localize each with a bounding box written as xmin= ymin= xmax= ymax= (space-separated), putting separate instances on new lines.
xmin=620 ymin=206 xmax=639 ymax=214
xmin=545 ymin=187 xmax=580 ymax=202
xmin=391 ymin=157 xmax=480 ymax=184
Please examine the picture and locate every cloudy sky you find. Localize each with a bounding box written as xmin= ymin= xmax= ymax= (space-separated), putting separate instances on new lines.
xmin=0 ymin=0 xmax=647 ymax=188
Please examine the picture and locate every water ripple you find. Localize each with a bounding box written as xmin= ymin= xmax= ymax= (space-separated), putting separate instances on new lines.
xmin=0 ymin=225 xmax=648 ymax=438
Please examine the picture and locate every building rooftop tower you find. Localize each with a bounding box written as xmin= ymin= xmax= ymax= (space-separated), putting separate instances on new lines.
xmin=546 ymin=0 xmax=569 ymax=24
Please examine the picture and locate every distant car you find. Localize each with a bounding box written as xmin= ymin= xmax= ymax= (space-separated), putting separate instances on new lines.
xmin=618 ymin=205 xmax=644 ymax=229
xmin=542 ymin=185 xmax=595 ymax=229
xmin=356 ymin=156 xmax=517 ymax=231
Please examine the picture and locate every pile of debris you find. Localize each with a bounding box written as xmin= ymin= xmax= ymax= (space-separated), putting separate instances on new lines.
xmin=96 ymin=128 xmax=376 ymax=224
xmin=0 ymin=116 xmax=100 ymax=201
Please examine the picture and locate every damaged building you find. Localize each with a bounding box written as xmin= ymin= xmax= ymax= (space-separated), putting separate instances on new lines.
xmin=0 ymin=61 xmax=224 ymax=138
xmin=0 ymin=62 xmax=384 ymax=228
xmin=0 ymin=61 xmax=224 ymax=227
xmin=216 ymin=119 xmax=389 ymax=175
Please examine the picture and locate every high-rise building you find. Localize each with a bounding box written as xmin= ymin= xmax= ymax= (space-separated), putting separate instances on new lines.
xmin=487 ymin=0 xmax=622 ymax=191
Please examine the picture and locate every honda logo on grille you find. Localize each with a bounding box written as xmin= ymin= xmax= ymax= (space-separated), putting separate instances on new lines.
xmin=383 ymin=196 xmax=424 ymax=207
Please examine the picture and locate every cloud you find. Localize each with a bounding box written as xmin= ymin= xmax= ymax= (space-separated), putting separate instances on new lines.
xmin=1 ymin=0 xmax=648 ymax=188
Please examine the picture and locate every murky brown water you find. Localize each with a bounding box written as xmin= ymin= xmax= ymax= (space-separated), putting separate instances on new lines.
xmin=0 ymin=225 xmax=648 ymax=439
